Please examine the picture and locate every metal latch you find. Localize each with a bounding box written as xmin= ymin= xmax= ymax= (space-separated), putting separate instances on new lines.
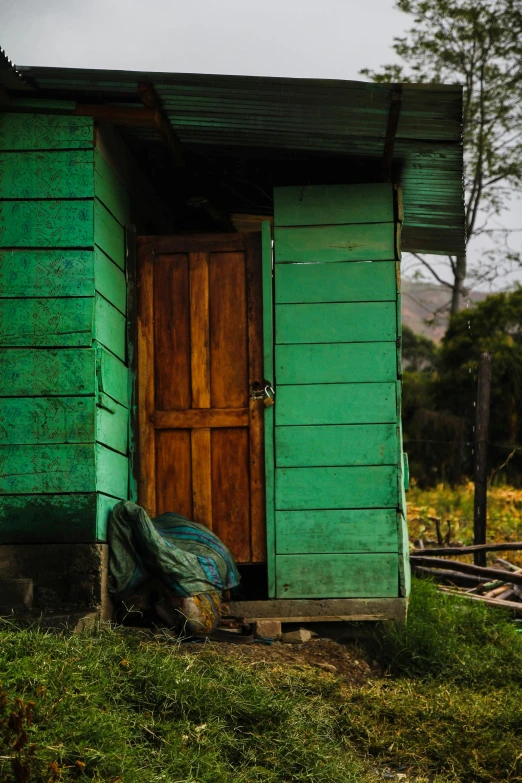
xmin=250 ymin=382 xmax=275 ymax=407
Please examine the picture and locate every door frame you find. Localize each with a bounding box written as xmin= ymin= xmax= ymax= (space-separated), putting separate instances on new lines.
xmin=136 ymin=231 xmax=268 ymax=563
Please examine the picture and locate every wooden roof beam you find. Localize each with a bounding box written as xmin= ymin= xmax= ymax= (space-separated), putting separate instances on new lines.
xmin=382 ymin=85 xmax=403 ymax=183
xmin=138 ymin=83 xmax=184 ymax=168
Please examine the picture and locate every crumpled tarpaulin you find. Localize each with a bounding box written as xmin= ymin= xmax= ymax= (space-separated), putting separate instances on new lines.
xmin=108 ymin=500 xmax=240 ymax=606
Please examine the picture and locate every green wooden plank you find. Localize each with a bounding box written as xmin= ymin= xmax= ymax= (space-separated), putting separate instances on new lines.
xmin=0 ymin=397 xmax=94 ymax=444
xmin=0 ymin=297 xmax=94 ymax=347
xmin=0 ymin=250 xmax=94 ymax=297
xmin=262 ymin=221 xmax=276 ymax=598
xmin=275 ymin=424 xmax=398 ymax=467
xmin=96 ymin=396 xmax=129 ymax=455
xmin=275 ymin=553 xmax=399 ymax=598
xmin=94 ymin=248 xmax=126 ymax=314
xmin=275 ymin=260 xmax=396 ymax=304
xmin=0 ymin=150 xmax=94 ymax=199
xmin=94 ymin=150 xmax=130 ymax=227
xmin=0 ymin=348 xmax=94 ymax=396
xmin=275 ymin=509 xmax=399 ymax=554
xmin=96 ymin=492 xmax=120 ymax=541
xmin=275 ymin=465 xmax=399 ymax=510
xmin=276 ymin=342 xmax=397 ymax=384
xmin=0 ymin=491 xmax=119 ymax=543
xmin=0 ymin=113 xmax=93 ymax=150
xmin=0 ymin=443 xmax=96 ymax=493
xmin=274 ymin=184 xmax=394 ymax=227
xmin=94 ymin=198 xmax=125 ymax=270
xmin=96 ymin=345 xmax=129 ymax=408
xmin=276 ymin=383 xmax=397 ymax=426
xmin=0 ymin=200 xmax=94 ymax=247
xmin=94 ymin=294 xmax=126 ymax=361
xmin=274 ymin=223 xmax=396 ymax=263
xmin=276 ymin=302 xmax=396 ymax=344
xmin=0 ymin=493 xmax=98 ymax=544
xmin=96 ymin=443 xmax=128 ymax=498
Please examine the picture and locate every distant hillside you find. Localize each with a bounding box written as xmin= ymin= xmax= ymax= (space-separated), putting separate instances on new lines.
xmin=402 ymin=280 xmax=487 ymax=341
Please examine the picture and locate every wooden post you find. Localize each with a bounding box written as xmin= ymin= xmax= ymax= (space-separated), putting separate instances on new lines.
xmin=474 ymin=352 xmax=492 ymax=567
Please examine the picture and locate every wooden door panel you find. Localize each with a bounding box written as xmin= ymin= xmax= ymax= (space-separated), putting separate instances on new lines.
xmin=138 ymin=233 xmax=266 ymax=564
xmin=211 ymin=427 xmax=251 ymax=562
xmin=153 ymin=254 xmax=191 ymax=410
xmin=209 ymin=252 xmax=249 ymax=409
xmin=155 ymin=429 xmax=192 ymax=520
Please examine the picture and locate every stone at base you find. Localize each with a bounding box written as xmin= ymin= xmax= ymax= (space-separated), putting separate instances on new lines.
xmin=253 ymin=619 xmax=282 ymax=640
xmin=282 ymin=628 xmax=313 ymax=644
xmin=0 ymin=579 xmax=33 ymax=611
xmin=0 ymin=544 xmax=111 ymax=620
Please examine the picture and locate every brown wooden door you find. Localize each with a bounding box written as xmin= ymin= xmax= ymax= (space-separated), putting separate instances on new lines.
xmin=137 ymin=233 xmax=266 ymax=564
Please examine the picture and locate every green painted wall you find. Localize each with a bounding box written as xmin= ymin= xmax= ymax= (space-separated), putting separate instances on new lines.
xmin=0 ymin=112 xmax=131 ymax=544
xmin=271 ymin=183 xmax=410 ymax=599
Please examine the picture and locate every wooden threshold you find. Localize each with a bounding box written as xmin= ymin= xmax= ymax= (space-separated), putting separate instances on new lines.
xmin=227 ymin=597 xmax=407 ymax=623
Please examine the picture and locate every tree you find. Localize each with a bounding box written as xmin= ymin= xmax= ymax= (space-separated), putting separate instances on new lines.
xmin=362 ymin=0 xmax=522 ymax=315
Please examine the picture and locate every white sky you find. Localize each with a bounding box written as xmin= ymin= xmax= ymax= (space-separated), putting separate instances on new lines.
xmin=2 ymin=0 xmax=521 ymax=292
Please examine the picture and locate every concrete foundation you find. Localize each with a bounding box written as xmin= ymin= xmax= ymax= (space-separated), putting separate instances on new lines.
xmin=0 ymin=543 xmax=112 ymax=620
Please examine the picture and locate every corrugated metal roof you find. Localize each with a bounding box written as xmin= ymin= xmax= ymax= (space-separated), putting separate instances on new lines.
xmin=14 ymin=64 xmax=465 ymax=255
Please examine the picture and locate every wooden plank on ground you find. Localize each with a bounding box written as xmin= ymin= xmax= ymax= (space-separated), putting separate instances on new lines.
xmin=274 ymin=223 xmax=396 ymax=263
xmin=274 ymin=184 xmax=394 ymax=227
xmin=0 ymin=348 xmax=94 ymax=397
xmin=0 ymin=250 xmax=94 ymax=298
xmin=0 ymin=150 xmax=94 ymax=199
xmin=0 ymin=297 xmax=94 ymax=347
xmin=0 ymin=113 xmax=94 ymax=150
xmin=275 ymin=259 xmax=396 ymax=304
xmin=275 ymin=465 xmax=399 ymax=510
xmin=275 ymin=509 xmax=399 ymax=554
xmin=0 ymin=200 xmax=94 ymax=247
xmin=276 ymin=383 xmax=397 ymax=426
xmin=275 ymin=302 xmax=396 ymax=344
xmin=227 ymin=596 xmax=407 ymax=622
xmin=275 ymin=423 xmax=398 ymax=467
xmin=276 ymin=342 xmax=396 ymax=384
xmin=0 ymin=397 xmax=94 ymax=444
xmin=275 ymin=553 xmax=399 ymax=598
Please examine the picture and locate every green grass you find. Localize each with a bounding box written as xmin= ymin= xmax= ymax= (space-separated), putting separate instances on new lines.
xmin=2 ymin=580 xmax=522 ymax=782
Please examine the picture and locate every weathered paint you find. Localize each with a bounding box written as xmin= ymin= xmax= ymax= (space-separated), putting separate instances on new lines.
xmin=0 ymin=114 xmax=130 ymax=545
xmin=275 ymin=509 xmax=399 ymax=554
xmin=275 ymin=342 xmax=396 ymax=384
xmin=276 ymin=553 xmax=399 ymax=598
xmin=272 ymin=183 xmax=409 ymax=599
xmin=275 ymin=423 xmax=398 ymax=467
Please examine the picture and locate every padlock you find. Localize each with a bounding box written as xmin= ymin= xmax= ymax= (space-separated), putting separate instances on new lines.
xmin=263 ymin=384 xmax=275 ymax=407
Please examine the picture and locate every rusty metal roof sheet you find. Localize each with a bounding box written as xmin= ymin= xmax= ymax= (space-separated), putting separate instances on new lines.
xmin=14 ymin=64 xmax=465 ymax=255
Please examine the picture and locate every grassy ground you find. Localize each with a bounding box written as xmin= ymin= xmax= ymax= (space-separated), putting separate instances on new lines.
xmin=2 ymin=578 xmax=522 ymax=783
xmin=407 ymin=481 xmax=522 ymax=563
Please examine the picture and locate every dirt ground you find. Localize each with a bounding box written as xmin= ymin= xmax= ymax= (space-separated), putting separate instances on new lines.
xmin=180 ymin=635 xmax=379 ymax=686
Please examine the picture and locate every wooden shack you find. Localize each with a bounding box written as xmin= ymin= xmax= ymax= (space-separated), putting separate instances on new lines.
xmin=0 ymin=48 xmax=465 ymax=623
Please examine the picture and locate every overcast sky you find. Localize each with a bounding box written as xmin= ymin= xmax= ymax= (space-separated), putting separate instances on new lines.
xmin=2 ymin=0 xmax=521 ymax=292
